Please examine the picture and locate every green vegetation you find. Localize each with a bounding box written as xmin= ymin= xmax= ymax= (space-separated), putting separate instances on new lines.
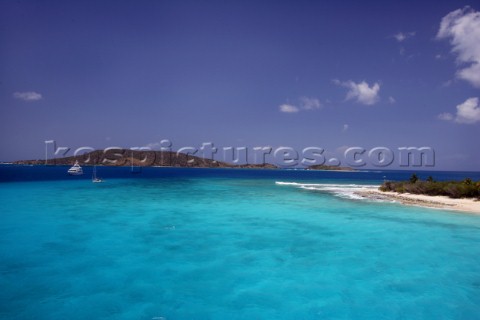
xmin=380 ymin=174 xmax=480 ymax=199
xmin=409 ymin=173 xmax=419 ymax=184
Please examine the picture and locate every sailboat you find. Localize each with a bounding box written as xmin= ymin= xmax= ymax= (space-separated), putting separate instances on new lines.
xmin=131 ymin=150 xmax=142 ymax=174
xmin=92 ymin=165 xmax=103 ymax=183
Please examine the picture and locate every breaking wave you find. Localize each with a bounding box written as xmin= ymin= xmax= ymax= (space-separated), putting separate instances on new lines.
xmin=275 ymin=181 xmax=380 ymax=200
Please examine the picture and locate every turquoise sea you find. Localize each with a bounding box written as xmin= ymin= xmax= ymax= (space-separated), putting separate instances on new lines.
xmin=1 ymin=166 xmax=480 ymax=319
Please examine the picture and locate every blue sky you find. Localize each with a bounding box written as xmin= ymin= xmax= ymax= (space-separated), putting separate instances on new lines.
xmin=1 ymin=0 xmax=479 ymax=170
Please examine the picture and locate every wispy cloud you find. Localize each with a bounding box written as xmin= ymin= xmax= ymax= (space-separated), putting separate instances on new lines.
xmin=143 ymin=142 xmax=162 ymax=149
xmin=334 ymin=79 xmax=380 ymax=105
xmin=279 ymin=104 xmax=300 ymax=113
xmin=342 ymin=124 xmax=349 ymax=132
xmin=441 ymin=79 xmax=454 ymax=87
xmin=299 ymin=96 xmax=321 ymax=110
xmin=393 ymin=31 xmax=416 ymax=42
xmin=279 ymin=96 xmax=322 ymax=113
xmin=13 ymin=91 xmax=43 ymax=101
xmin=141 ymin=140 xmax=173 ymax=150
xmin=437 ymin=6 xmax=480 ymax=88
xmin=438 ymin=97 xmax=480 ymax=124
xmin=388 ymin=96 xmax=396 ymax=104
xmin=437 ymin=112 xmax=454 ymax=121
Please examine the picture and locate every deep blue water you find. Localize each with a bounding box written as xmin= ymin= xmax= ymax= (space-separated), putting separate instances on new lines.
xmin=1 ymin=165 xmax=480 ymax=319
xmin=1 ymin=164 xmax=480 ymax=183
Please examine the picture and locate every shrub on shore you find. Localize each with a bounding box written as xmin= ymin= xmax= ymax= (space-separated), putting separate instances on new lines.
xmin=379 ymin=176 xmax=480 ymax=199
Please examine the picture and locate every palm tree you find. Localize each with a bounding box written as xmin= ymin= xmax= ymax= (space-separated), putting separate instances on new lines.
xmin=409 ymin=173 xmax=419 ymax=184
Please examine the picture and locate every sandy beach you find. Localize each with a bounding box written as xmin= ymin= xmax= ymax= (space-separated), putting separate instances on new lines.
xmin=356 ymin=189 xmax=480 ymax=214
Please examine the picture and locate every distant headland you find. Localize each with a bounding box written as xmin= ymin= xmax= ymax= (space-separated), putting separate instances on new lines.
xmin=11 ymin=149 xmax=354 ymax=171
xmin=13 ymin=149 xmax=276 ymax=169
xmin=306 ymin=164 xmax=355 ymax=171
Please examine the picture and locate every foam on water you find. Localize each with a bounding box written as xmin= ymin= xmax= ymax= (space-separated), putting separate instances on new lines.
xmin=275 ymin=181 xmax=380 ymax=200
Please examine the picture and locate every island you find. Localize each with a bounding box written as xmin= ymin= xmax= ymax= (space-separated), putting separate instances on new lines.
xmin=12 ymin=149 xmax=358 ymax=170
xmin=355 ymin=174 xmax=480 ymax=214
xmin=307 ymin=164 xmax=355 ymax=171
xmin=12 ymin=149 xmax=279 ymax=169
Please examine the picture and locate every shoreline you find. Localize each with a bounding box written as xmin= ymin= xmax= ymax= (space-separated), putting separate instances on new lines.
xmin=356 ymin=189 xmax=480 ymax=214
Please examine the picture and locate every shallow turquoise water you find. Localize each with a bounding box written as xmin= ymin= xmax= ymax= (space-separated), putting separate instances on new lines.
xmin=1 ymin=175 xmax=480 ymax=319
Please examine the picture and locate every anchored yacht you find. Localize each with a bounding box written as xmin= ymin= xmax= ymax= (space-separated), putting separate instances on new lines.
xmin=68 ymin=160 xmax=83 ymax=175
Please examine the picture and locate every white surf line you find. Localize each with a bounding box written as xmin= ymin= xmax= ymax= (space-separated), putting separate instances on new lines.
xmin=275 ymin=181 xmax=382 ymax=201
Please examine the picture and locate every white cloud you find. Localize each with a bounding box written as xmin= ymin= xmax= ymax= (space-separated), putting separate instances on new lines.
xmin=335 ymin=80 xmax=381 ymax=105
xmin=143 ymin=142 xmax=161 ymax=149
xmin=436 ymin=7 xmax=480 ymax=88
xmin=279 ymin=104 xmax=299 ymax=113
xmin=457 ymin=63 xmax=480 ymax=87
xmin=299 ymin=96 xmax=321 ymax=110
xmin=438 ymin=97 xmax=480 ymax=124
xmin=342 ymin=124 xmax=349 ymax=132
xmin=279 ymin=97 xmax=322 ymax=113
xmin=438 ymin=112 xmax=454 ymax=121
xmin=388 ymin=96 xmax=396 ymax=104
xmin=393 ymin=31 xmax=416 ymax=42
xmin=140 ymin=140 xmax=173 ymax=150
xmin=455 ymin=97 xmax=480 ymax=123
xmin=13 ymin=91 xmax=43 ymax=101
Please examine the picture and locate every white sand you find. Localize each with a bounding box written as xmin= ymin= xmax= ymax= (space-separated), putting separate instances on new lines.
xmin=355 ymin=189 xmax=480 ymax=214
